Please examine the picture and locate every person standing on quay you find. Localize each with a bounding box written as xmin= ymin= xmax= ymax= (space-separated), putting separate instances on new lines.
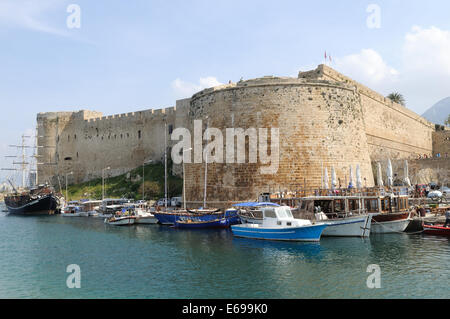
xmin=444 ymin=211 xmax=450 ymax=228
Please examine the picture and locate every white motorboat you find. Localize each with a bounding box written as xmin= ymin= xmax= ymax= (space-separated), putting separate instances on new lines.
xmin=61 ymin=202 xmax=82 ymax=217
xmin=104 ymin=215 xmax=136 ymax=226
xmin=135 ymin=213 xmax=158 ymax=224
xmin=231 ymin=206 xmax=327 ymax=242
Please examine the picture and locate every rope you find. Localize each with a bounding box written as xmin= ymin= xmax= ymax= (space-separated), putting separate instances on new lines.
xmin=371 ymin=218 xmax=423 ymax=235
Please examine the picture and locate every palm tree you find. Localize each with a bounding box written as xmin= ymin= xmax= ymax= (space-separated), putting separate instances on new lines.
xmin=387 ymin=92 xmax=406 ymax=106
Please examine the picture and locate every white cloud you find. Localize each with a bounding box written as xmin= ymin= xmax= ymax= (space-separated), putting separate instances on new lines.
xmin=403 ymin=26 xmax=450 ymax=76
xmin=172 ymin=76 xmax=223 ymax=99
xmin=333 ymin=49 xmax=399 ymax=90
xmin=0 ymin=0 xmax=68 ymax=36
xmin=330 ymin=26 xmax=450 ymax=113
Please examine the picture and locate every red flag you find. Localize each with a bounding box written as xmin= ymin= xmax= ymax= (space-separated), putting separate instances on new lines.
xmin=324 ymin=51 xmax=327 ymax=59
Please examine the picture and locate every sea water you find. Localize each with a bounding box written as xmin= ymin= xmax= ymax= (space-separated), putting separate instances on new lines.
xmin=0 ymin=204 xmax=449 ymax=299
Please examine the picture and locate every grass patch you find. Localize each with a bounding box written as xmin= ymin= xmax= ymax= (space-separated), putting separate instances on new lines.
xmin=66 ymin=163 xmax=182 ymax=201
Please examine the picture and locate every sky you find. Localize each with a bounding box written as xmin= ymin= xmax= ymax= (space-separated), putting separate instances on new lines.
xmin=1 ymin=0 xmax=450 ymax=183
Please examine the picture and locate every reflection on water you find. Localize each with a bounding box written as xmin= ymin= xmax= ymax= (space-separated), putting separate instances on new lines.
xmin=0 ymin=204 xmax=449 ymax=299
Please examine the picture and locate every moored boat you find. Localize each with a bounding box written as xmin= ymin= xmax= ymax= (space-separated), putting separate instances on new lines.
xmin=104 ymin=215 xmax=136 ymax=226
xmin=153 ymin=209 xmax=224 ymax=225
xmin=231 ymin=206 xmax=327 ymax=242
xmin=296 ymin=196 xmax=374 ymax=237
xmin=423 ymin=224 xmax=450 ymax=237
xmin=174 ymin=209 xmax=240 ymax=229
xmin=4 ymin=185 xmax=59 ymax=216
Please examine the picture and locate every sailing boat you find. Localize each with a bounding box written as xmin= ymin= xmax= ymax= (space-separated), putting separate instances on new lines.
xmin=2 ymin=134 xmax=59 ymax=215
xmin=153 ymin=119 xmax=222 ymax=225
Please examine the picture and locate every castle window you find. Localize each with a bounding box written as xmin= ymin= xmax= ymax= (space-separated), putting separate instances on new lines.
xmin=64 ymin=157 xmax=72 ymax=161
xmin=68 ymin=135 xmax=70 ymax=142
xmin=96 ymin=128 xmax=99 ymax=137
xmin=138 ymin=130 xmax=141 ymax=139
xmin=127 ymin=133 xmax=130 ymax=138
xmin=74 ymin=134 xmax=77 ymax=140
xmin=168 ymin=125 xmax=173 ymax=135
xmin=77 ymin=152 xmax=79 ymax=158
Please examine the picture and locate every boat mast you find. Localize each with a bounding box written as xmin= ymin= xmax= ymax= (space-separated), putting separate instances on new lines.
xmin=164 ymin=121 xmax=168 ymax=210
xmin=203 ymin=118 xmax=209 ymax=208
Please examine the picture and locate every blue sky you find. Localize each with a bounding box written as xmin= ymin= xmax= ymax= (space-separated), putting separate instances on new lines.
xmin=1 ymin=0 xmax=450 ymax=183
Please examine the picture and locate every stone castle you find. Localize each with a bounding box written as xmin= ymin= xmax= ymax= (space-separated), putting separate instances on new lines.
xmin=37 ymin=64 xmax=442 ymax=205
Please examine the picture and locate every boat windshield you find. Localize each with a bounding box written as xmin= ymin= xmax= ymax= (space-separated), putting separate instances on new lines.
xmin=277 ymin=207 xmax=293 ymax=219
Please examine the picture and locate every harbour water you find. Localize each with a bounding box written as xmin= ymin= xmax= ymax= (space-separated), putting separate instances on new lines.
xmin=0 ymin=204 xmax=449 ymax=299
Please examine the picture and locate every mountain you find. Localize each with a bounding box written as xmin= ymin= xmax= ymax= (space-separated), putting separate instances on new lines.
xmin=422 ymin=97 xmax=450 ymax=125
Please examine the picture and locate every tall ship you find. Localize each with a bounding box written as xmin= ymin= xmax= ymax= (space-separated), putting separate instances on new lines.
xmin=4 ymin=184 xmax=59 ymax=215
xmin=2 ymin=134 xmax=61 ymax=216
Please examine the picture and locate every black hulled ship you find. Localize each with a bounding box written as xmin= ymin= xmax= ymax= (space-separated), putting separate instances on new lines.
xmin=4 ymin=185 xmax=59 ymax=216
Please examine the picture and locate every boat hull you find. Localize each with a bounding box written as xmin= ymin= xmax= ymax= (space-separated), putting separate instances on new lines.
xmin=174 ymin=218 xmax=229 ymax=229
xmin=231 ymin=223 xmax=327 ymax=242
xmin=104 ymin=217 xmax=135 ymax=226
xmin=154 ymin=211 xmax=224 ymax=225
xmin=423 ymin=224 xmax=450 ymax=237
xmin=5 ymin=194 xmax=57 ymax=216
xmin=135 ymin=215 xmax=158 ymax=224
xmin=371 ymin=213 xmax=412 ymax=234
xmin=322 ymin=215 xmax=372 ymax=237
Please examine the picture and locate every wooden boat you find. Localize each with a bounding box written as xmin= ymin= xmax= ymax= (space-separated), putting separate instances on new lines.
xmin=296 ymin=196 xmax=373 ymax=237
xmin=423 ymin=224 xmax=450 ymax=236
xmin=174 ymin=209 xmax=240 ymax=229
xmin=270 ymin=187 xmax=413 ymax=235
xmin=231 ymin=206 xmax=327 ymax=242
xmin=153 ymin=209 xmax=224 ymax=225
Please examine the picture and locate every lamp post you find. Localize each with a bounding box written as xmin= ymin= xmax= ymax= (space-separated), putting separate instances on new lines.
xmin=102 ymin=167 xmax=110 ymax=201
xmin=182 ymin=148 xmax=192 ymax=211
xmin=65 ymin=171 xmax=73 ymax=202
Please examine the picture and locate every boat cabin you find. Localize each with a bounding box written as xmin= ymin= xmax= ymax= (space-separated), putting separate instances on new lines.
xmin=296 ymin=194 xmax=410 ymax=219
xmin=260 ymin=206 xmax=312 ymax=227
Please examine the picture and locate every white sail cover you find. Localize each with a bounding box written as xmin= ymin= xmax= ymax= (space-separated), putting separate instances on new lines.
xmin=404 ymin=160 xmax=412 ymax=187
xmin=387 ymin=159 xmax=393 ymax=187
xmin=348 ymin=165 xmax=354 ymax=188
xmin=324 ymin=167 xmax=329 ymax=189
xmin=331 ymin=166 xmax=337 ymax=190
xmin=356 ymin=164 xmax=362 ymax=189
xmin=377 ymin=162 xmax=384 ymax=187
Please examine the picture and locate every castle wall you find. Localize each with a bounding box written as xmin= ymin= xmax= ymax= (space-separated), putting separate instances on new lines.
xmin=37 ymin=65 xmax=439 ymax=203
xmin=432 ymin=129 xmax=450 ymax=157
xmin=299 ymin=65 xmax=434 ymax=160
xmin=37 ymin=105 xmax=188 ymax=186
xmin=184 ymin=77 xmax=375 ymax=204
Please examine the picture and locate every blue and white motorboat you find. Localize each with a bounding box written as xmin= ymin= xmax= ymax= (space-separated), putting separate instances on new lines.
xmin=234 ymin=202 xmax=280 ymax=224
xmin=231 ymin=206 xmax=327 ymax=242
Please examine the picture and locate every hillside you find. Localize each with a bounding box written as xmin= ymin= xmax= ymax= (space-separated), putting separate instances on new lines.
xmin=422 ymin=97 xmax=450 ymax=125
xmin=66 ymin=162 xmax=182 ymax=202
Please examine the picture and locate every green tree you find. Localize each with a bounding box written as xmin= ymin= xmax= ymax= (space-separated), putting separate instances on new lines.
xmin=387 ymin=92 xmax=406 ymax=106
xmin=141 ymin=181 xmax=161 ymax=199
xmin=445 ymin=114 xmax=450 ymax=126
